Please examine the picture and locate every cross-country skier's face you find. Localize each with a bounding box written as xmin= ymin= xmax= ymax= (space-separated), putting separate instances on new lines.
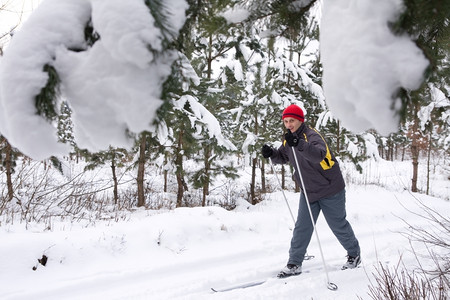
xmin=283 ymin=117 xmax=302 ymax=133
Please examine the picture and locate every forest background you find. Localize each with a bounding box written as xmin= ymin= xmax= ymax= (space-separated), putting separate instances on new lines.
xmin=0 ymin=0 xmax=449 ymax=218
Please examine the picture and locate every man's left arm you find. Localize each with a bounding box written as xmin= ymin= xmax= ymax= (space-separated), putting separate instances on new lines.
xmin=297 ymin=132 xmax=327 ymax=163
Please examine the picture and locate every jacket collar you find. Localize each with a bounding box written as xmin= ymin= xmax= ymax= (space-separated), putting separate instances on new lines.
xmin=294 ymin=122 xmax=307 ymax=135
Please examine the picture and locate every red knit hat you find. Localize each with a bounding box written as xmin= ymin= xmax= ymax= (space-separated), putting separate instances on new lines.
xmin=282 ymin=104 xmax=304 ymax=122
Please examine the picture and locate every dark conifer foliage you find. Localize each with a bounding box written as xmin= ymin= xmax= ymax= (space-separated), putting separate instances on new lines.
xmin=35 ymin=64 xmax=60 ymax=122
xmin=0 ymin=1 xmax=448 ymax=207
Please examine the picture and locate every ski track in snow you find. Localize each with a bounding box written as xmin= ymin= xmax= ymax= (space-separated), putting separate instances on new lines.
xmin=1 ymin=184 xmax=449 ymax=299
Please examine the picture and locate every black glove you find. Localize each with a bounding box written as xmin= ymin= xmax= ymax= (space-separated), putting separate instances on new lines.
xmin=262 ymin=144 xmax=273 ymax=158
xmin=285 ymin=131 xmax=306 ymax=150
xmin=284 ymin=131 xmax=299 ymax=147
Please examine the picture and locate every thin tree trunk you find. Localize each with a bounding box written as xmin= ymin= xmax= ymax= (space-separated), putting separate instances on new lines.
xmin=411 ymin=104 xmax=420 ymax=193
xmin=137 ymin=133 xmax=146 ymax=207
xmin=251 ymin=157 xmax=257 ymax=205
xmin=336 ymin=121 xmax=340 ymax=154
xmin=163 ymin=153 xmax=168 ymax=193
xmin=426 ymin=129 xmax=432 ymax=195
xmin=411 ymin=144 xmax=419 ymax=192
xmin=261 ymin=159 xmax=266 ymax=193
xmin=1 ymin=40 xmax=11 ymax=202
xmin=395 ymin=144 xmax=398 ymax=160
xmin=294 ymin=174 xmax=300 ymax=193
xmin=389 ymin=141 xmax=392 ymax=161
xmin=207 ymin=34 xmax=213 ymax=79
xmin=387 ymin=138 xmax=391 ymax=161
xmin=176 ymin=130 xmax=185 ymax=207
xmin=202 ymin=144 xmax=211 ymax=207
xmin=261 ymin=119 xmax=267 ymax=193
xmin=5 ymin=140 xmax=14 ymax=202
xmin=111 ymin=151 xmax=118 ymax=205
xmin=176 ymin=170 xmax=184 ymax=207
xmin=250 ymin=111 xmax=259 ymax=204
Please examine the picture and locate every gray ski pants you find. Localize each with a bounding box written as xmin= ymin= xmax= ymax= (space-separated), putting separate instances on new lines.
xmin=288 ymin=189 xmax=360 ymax=266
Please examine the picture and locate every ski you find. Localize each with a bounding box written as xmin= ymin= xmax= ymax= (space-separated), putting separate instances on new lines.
xmin=211 ymin=279 xmax=267 ymax=293
xmin=210 ymin=256 xmax=314 ymax=293
xmin=211 ymin=271 xmax=305 ymax=293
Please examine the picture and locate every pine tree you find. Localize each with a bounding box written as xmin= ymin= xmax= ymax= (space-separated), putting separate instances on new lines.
xmin=172 ymin=101 xmax=199 ymax=207
xmin=263 ymin=3 xmax=327 ymax=191
xmin=161 ymin=0 xmax=240 ymax=207
xmin=158 ymin=62 xmax=201 ymax=207
xmin=83 ymin=146 xmax=129 ymax=205
xmin=390 ymin=0 xmax=450 ymax=193
xmin=57 ymin=101 xmax=75 ymax=154
xmin=0 ymin=47 xmax=19 ymax=203
xmin=136 ymin=133 xmax=148 ymax=207
xmin=0 ymin=136 xmax=18 ymax=202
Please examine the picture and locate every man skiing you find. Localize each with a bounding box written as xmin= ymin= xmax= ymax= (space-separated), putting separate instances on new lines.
xmin=261 ymin=104 xmax=361 ymax=278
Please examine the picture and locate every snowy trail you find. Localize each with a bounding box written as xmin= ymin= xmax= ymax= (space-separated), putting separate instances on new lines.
xmin=6 ymin=246 xmax=284 ymax=299
xmin=2 ymin=185 xmax=449 ymax=299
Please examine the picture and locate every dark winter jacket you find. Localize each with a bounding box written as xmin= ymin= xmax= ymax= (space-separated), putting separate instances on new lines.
xmin=270 ymin=123 xmax=345 ymax=202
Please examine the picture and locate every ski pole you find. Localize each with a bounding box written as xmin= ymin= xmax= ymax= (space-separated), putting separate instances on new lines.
xmin=269 ymin=159 xmax=295 ymax=222
xmin=268 ymin=159 xmax=314 ymax=260
xmin=290 ymin=146 xmax=338 ymax=291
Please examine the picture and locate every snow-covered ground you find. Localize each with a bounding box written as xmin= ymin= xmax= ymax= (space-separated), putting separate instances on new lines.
xmin=1 ymin=159 xmax=449 ymax=299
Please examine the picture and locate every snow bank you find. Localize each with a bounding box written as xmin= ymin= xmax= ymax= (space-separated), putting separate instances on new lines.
xmin=1 ymin=183 xmax=449 ymax=299
xmin=320 ymin=0 xmax=428 ymax=135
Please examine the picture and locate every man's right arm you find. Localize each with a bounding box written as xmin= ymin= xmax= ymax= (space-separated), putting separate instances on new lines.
xmin=270 ymin=145 xmax=289 ymax=164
